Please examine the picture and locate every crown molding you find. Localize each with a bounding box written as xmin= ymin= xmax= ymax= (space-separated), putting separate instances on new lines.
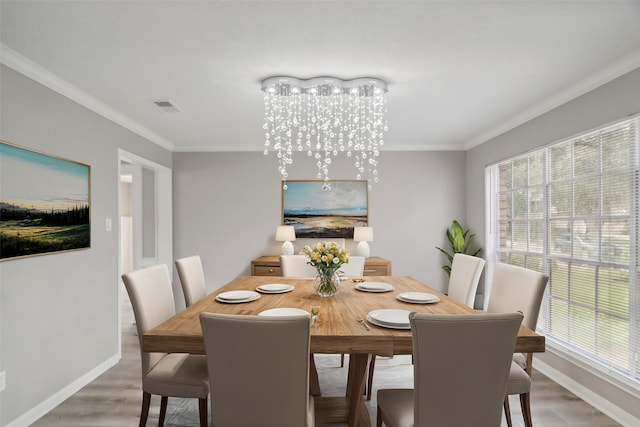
xmin=465 ymin=49 xmax=640 ymax=150
xmin=0 ymin=44 xmax=175 ymax=151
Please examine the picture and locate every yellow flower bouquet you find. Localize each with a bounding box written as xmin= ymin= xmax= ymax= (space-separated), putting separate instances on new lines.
xmin=301 ymin=241 xmax=349 ymax=296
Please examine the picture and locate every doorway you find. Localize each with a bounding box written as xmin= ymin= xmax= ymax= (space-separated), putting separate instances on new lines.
xmin=117 ymin=149 xmax=172 ymax=354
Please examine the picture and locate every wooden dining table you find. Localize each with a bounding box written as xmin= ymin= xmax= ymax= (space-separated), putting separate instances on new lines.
xmin=143 ymin=275 xmax=545 ymax=427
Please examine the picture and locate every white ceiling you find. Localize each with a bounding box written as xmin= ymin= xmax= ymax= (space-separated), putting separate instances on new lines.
xmin=2 ymin=1 xmax=640 ymax=152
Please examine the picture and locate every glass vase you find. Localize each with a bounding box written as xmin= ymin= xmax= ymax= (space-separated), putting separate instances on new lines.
xmin=314 ymin=267 xmax=341 ymax=297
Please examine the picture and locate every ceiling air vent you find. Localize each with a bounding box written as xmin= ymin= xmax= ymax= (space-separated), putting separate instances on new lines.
xmin=152 ymin=99 xmax=180 ymax=113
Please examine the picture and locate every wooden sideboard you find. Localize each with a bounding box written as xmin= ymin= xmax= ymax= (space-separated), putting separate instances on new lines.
xmin=251 ymin=255 xmax=392 ymax=276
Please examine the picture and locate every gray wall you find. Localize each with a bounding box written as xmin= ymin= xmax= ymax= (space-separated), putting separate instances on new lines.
xmin=1 ymin=62 xmax=468 ymax=425
xmin=466 ymin=67 xmax=640 ymax=422
xmin=172 ymin=150 xmax=467 ymax=310
xmin=0 ymin=65 xmax=171 ymax=426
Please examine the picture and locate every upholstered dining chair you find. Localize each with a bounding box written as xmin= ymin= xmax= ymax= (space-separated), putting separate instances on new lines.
xmin=175 ymin=255 xmax=207 ymax=307
xmin=447 ymin=253 xmax=486 ymax=308
xmin=200 ymin=312 xmax=315 ymax=427
xmin=486 ymin=262 xmax=549 ymax=427
xmin=376 ymin=251 xmax=485 ymax=397
xmin=338 ymin=255 xmax=366 ymax=277
xmin=280 ymin=253 xmax=333 ymax=392
xmin=122 ymin=264 xmax=209 ymax=427
xmin=281 ymin=254 xmax=317 ymax=277
xmin=376 ymin=312 xmax=523 ymax=427
xmin=335 ymin=255 xmax=367 ymax=367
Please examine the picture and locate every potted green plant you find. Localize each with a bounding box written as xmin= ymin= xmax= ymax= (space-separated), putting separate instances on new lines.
xmin=435 ymin=220 xmax=482 ymax=277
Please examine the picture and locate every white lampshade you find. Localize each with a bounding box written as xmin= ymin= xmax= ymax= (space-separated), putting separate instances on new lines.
xmin=276 ymin=225 xmax=296 ymax=242
xmin=275 ymin=225 xmax=296 ymax=255
xmin=353 ymin=227 xmax=373 ymax=242
xmin=353 ymin=227 xmax=373 ymax=258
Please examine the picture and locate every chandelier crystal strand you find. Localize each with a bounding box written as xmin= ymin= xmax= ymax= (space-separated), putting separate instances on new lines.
xmin=261 ymin=77 xmax=388 ymax=190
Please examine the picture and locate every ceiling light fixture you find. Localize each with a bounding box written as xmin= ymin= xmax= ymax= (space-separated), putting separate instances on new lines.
xmin=261 ymin=76 xmax=388 ymax=190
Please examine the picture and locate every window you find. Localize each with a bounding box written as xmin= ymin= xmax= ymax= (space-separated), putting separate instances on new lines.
xmin=486 ymin=115 xmax=639 ymax=387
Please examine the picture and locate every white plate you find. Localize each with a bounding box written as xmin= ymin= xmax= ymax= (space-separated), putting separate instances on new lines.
xmin=258 ymin=307 xmax=310 ymax=317
xmin=256 ymin=283 xmax=295 ymax=294
xmin=215 ymin=290 xmax=260 ymax=303
xmin=397 ymin=292 xmax=440 ymax=304
xmin=367 ymin=309 xmax=412 ymax=328
xmin=366 ymin=313 xmax=411 ymax=330
xmin=355 ymin=282 xmax=395 ymax=292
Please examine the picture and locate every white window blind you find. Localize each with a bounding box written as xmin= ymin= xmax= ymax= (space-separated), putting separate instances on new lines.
xmin=486 ymin=115 xmax=640 ymax=387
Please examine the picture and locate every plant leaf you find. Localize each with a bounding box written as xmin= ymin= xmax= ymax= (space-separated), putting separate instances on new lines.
xmin=442 ymin=265 xmax=452 ymax=277
xmin=451 ymin=220 xmax=463 ymax=236
xmin=435 ymin=246 xmax=454 ymax=263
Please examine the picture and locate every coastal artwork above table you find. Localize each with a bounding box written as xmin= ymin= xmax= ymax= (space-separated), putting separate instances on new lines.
xmin=0 ymin=141 xmax=91 ymax=260
xmin=282 ymin=180 xmax=368 ymax=238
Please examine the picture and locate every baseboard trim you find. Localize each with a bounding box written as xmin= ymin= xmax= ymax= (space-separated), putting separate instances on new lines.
xmin=535 ymin=358 xmax=640 ymax=427
xmin=6 ymin=354 xmax=120 ymax=427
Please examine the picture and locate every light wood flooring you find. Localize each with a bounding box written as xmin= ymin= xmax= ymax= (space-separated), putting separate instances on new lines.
xmin=32 ymin=287 xmax=620 ymax=427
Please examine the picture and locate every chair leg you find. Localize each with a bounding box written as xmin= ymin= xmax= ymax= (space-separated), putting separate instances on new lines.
xmin=376 ymin=405 xmax=383 ymax=427
xmin=198 ymin=397 xmax=208 ymax=427
xmin=503 ymin=396 xmax=513 ymax=427
xmin=367 ymin=355 xmax=376 ymax=401
xmin=520 ymin=392 xmax=533 ymax=427
xmin=309 ymin=354 xmax=321 ymax=396
xmin=341 ymin=353 xmax=345 ymax=367
xmin=139 ymin=392 xmax=151 ymax=427
xmin=158 ymin=396 xmax=168 ymax=426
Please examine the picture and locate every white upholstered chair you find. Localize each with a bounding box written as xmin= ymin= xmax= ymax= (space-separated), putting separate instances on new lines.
xmin=335 ymin=255 xmax=367 ymax=367
xmin=487 ymin=263 xmax=549 ymax=427
xmin=280 ymin=254 xmax=317 ymax=277
xmin=175 ymin=255 xmax=207 ymax=307
xmin=200 ymin=312 xmax=314 ymax=427
xmin=122 ymin=264 xmax=209 ymax=427
xmin=377 ymin=312 xmax=523 ymax=427
xmin=338 ymin=255 xmax=365 ymax=277
xmin=447 ymin=253 xmax=486 ymax=308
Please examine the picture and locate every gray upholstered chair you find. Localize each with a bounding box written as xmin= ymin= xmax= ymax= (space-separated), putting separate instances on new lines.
xmin=122 ymin=264 xmax=209 ymax=427
xmin=280 ymin=254 xmax=326 ymax=392
xmin=376 ymin=312 xmax=523 ymax=427
xmin=280 ymin=254 xmax=317 ymax=277
xmin=200 ymin=312 xmax=314 ymax=427
xmin=369 ymin=254 xmax=486 ymax=401
xmin=447 ymin=253 xmax=486 ymax=308
xmin=487 ymin=262 xmax=549 ymax=427
xmin=175 ymin=255 xmax=207 ymax=307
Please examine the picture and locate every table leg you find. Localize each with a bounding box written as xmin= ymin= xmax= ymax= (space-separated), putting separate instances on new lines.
xmin=346 ymin=353 xmax=371 ymax=427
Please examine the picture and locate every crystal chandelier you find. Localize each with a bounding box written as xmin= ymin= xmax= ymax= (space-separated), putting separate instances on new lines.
xmin=261 ymin=76 xmax=388 ymax=190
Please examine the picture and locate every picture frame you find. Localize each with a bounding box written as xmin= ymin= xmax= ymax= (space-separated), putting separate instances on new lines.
xmin=0 ymin=140 xmax=91 ymax=260
xmin=282 ymin=180 xmax=368 ymax=238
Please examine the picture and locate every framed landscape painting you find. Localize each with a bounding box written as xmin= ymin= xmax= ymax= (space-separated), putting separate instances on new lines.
xmin=282 ymin=180 xmax=368 ymax=238
xmin=0 ymin=141 xmax=91 ymax=260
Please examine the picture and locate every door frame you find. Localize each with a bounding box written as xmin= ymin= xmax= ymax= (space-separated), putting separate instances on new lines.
xmin=117 ymin=149 xmax=172 ymax=354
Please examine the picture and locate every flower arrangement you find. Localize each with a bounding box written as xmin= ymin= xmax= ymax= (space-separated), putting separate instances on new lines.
xmin=301 ymin=241 xmax=349 ymax=296
xmin=301 ymin=241 xmax=349 ymax=269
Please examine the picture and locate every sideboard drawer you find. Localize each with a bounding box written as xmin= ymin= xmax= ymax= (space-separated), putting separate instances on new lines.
xmin=253 ymin=266 xmax=282 ymax=276
xmin=361 ymin=257 xmax=392 ymax=276
xmin=363 ymin=265 xmax=388 ymax=276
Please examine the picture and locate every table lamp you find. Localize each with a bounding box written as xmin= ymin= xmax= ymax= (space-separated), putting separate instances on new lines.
xmin=353 ymin=226 xmax=373 ymax=258
xmin=276 ymin=225 xmax=296 ymax=255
